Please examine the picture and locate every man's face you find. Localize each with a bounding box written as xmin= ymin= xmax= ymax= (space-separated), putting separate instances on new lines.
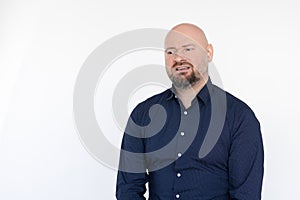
xmin=164 ymin=31 xmax=209 ymax=89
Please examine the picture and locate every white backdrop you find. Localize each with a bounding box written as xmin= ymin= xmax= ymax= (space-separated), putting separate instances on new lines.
xmin=1 ymin=0 xmax=300 ymax=199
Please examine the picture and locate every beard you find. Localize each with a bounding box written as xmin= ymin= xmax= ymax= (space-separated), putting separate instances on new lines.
xmin=168 ymin=62 xmax=201 ymax=89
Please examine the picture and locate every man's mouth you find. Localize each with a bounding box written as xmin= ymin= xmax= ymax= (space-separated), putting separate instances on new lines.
xmin=175 ymin=66 xmax=191 ymax=72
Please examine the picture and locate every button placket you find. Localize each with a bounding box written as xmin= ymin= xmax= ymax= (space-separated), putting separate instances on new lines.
xmin=173 ymin=100 xmax=199 ymax=200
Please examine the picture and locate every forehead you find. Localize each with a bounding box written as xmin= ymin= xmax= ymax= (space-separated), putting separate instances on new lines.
xmin=164 ymin=30 xmax=205 ymax=50
xmin=165 ymin=31 xmax=196 ymax=48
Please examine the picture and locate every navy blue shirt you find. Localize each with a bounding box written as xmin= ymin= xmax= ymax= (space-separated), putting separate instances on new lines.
xmin=116 ymin=79 xmax=264 ymax=200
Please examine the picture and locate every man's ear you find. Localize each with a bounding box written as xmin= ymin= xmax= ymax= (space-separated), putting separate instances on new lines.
xmin=207 ymin=44 xmax=214 ymax=62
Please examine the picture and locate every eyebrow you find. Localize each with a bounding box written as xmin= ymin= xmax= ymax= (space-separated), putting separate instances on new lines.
xmin=165 ymin=44 xmax=196 ymax=50
xmin=182 ymin=44 xmax=195 ymax=48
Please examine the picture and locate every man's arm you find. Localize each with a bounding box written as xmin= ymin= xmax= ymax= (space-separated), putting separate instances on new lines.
xmin=228 ymin=107 xmax=264 ymax=200
xmin=116 ymin=134 xmax=149 ymax=200
xmin=116 ymin=105 xmax=149 ymax=200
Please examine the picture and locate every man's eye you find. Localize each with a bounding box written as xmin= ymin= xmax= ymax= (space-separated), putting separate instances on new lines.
xmin=166 ymin=50 xmax=174 ymax=54
xmin=185 ymin=47 xmax=194 ymax=52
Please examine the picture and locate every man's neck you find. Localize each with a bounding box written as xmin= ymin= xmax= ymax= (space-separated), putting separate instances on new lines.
xmin=174 ymin=77 xmax=208 ymax=109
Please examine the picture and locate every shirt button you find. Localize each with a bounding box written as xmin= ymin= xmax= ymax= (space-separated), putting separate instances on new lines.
xmin=177 ymin=173 xmax=181 ymax=177
xmin=176 ymin=194 xmax=180 ymax=198
xmin=183 ymin=111 xmax=188 ymax=115
xmin=175 ymin=95 xmax=178 ymax=98
xmin=177 ymin=152 xmax=182 ymax=157
xmin=180 ymin=131 xmax=185 ymax=136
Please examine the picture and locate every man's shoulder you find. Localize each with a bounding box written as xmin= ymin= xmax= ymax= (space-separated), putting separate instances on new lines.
xmin=213 ymin=85 xmax=262 ymax=140
xmin=132 ymin=89 xmax=171 ymax=112
xmin=227 ymin=92 xmax=254 ymax=115
xmin=213 ymin=85 xmax=258 ymax=122
xmin=143 ymin=89 xmax=171 ymax=103
xmin=211 ymin=83 xmax=255 ymax=115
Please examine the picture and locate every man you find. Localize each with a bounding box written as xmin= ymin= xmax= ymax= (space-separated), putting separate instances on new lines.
xmin=116 ymin=23 xmax=264 ymax=200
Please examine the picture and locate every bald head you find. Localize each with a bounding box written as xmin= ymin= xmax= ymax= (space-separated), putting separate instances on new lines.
xmin=166 ymin=23 xmax=209 ymax=49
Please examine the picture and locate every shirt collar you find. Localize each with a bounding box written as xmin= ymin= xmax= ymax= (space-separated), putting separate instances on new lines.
xmin=166 ymin=78 xmax=212 ymax=105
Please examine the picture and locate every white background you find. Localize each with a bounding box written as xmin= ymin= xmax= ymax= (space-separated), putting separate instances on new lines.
xmin=1 ymin=0 xmax=300 ymax=199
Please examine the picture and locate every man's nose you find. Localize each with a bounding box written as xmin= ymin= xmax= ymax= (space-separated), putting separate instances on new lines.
xmin=173 ymin=53 xmax=185 ymax=62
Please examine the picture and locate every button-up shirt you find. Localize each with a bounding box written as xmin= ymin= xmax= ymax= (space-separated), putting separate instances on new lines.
xmin=116 ymin=79 xmax=264 ymax=200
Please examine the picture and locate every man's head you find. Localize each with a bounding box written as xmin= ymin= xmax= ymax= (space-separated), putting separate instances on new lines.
xmin=164 ymin=23 xmax=213 ymax=89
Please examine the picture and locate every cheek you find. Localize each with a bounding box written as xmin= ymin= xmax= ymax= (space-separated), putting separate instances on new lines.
xmin=165 ymin=58 xmax=173 ymax=67
xmin=193 ymin=54 xmax=208 ymax=67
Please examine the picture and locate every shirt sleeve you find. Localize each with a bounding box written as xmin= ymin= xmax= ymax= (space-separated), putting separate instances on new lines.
xmin=228 ymin=106 xmax=264 ymax=200
xmin=116 ymin=104 xmax=149 ymax=200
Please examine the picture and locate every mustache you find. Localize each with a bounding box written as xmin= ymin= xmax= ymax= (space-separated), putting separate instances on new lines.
xmin=172 ymin=61 xmax=193 ymax=68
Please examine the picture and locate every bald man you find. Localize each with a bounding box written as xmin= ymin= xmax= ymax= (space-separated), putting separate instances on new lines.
xmin=116 ymin=23 xmax=264 ymax=200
